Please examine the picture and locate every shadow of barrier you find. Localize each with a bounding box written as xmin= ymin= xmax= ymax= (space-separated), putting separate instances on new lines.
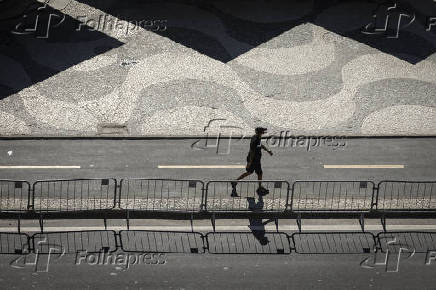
xmin=32 ymin=230 xmax=117 ymax=254
xmin=291 ymin=232 xmax=377 ymax=254
xmin=0 ymin=232 xmax=30 ymax=254
xmin=0 ymin=180 xmax=31 ymax=213
xmin=2 ymin=230 xmax=436 ymax=256
xmin=119 ymin=179 xmax=204 ymax=213
xmin=205 ymin=180 xmax=289 ymax=212
xmin=291 ymin=181 xmax=375 ymax=213
xmin=31 ymin=179 xmax=117 ymax=213
xmin=206 ymin=231 xmax=290 ymax=254
xmin=0 ymin=0 xmax=124 ymax=100
xmin=376 ymin=181 xmax=436 ymax=212
xmin=119 ymin=230 xmax=205 ymax=254
xmin=377 ymin=231 xmax=436 ymax=254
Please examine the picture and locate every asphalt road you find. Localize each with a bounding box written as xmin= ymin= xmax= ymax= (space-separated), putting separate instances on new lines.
xmin=1 ymin=252 xmax=436 ymax=289
xmin=0 ymin=138 xmax=435 ymax=289
xmin=1 ymin=226 xmax=436 ymax=289
xmin=0 ymin=138 xmax=435 ymax=182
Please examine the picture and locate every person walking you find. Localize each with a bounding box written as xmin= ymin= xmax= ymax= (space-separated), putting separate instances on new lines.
xmin=231 ymin=127 xmax=273 ymax=197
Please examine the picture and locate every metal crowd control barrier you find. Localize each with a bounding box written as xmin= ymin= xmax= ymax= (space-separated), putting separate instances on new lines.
xmin=0 ymin=232 xmax=30 ymax=254
xmin=32 ymin=179 xmax=117 ymax=212
xmin=120 ymin=230 xmax=205 ymax=253
xmin=377 ymin=232 xmax=436 ymax=253
xmin=376 ymin=181 xmax=436 ymax=212
xmin=290 ymin=181 xmax=375 ymax=212
xmin=33 ymin=230 xmax=117 ymax=254
xmin=119 ymin=179 xmax=204 ymax=212
xmin=0 ymin=180 xmax=31 ymax=212
xmin=0 ymin=178 xmax=434 ymax=220
xmin=291 ymin=232 xmax=376 ymax=254
xmin=205 ymin=180 xmax=289 ymax=212
xmin=206 ymin=231 xmax=290 ymax=254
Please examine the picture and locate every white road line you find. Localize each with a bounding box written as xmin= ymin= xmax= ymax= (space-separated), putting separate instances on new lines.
xmin=159 ymin=165 xmax=406 ymax=169
xmin=324 ymin=165 xmax=405 ymax=169
xmin=0 ymin=166 xmax=81 ymax=169
xmin=158 ymin=165 xmax=245 ymax=169
xmin=0 ymin=225 xmax=435 ymax=232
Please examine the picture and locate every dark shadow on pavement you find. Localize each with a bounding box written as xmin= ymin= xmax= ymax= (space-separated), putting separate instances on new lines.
xmin=247 ymin=196 xmax=269 ymax=246
xmin=378 ymin=231 xmax=436 ymax=253
xmin=119 ymin=230 xmax=205 ymax=253
xmin=74 ymin=0 xmax=436 ymax=64
xmin=0 ymin=0 xmax=123 ymax=100
xmin=206 ymin=230 xmax=290 ymax=254
xmin=0 ymin=232 xmax=30 ymax=254
xmin=33 ymin=230 xmax=117 ymax=254
xmin=291 ymin=232 xmax=377 ymax=254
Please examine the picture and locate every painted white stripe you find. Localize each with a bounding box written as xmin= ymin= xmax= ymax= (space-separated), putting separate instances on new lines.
xmin=324 ymin=165 xmax=404 ymax=169
xmin=159 ymin=165 xmax=405 ymax=169
xmin=0 ymin=224 xmax=435 ymax=232
xmin=158 ymin=165 xmax=245 ymax=169
xmin=0 ymin=166 xmax=81 ymax=169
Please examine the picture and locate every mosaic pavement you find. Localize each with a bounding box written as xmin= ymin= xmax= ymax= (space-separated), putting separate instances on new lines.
xmin=0 ymin=0 xmax=435 ymax=136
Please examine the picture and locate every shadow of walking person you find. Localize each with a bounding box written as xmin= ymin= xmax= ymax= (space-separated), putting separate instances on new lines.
xmin=247 ymin=197 xmax=269 ymax=246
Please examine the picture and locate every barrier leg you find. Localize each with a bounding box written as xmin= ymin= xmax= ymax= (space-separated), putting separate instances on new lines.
xmin=359 ymin=214 xmax=365 ymax=232
xmin=126 ymin=210 xmax=130 ymax=230
xmin=17 ymin=214 xmax=21 ymax=233
xmin=381 ymin=215 xmax=387 ymax=232
xmin=211 ymin=213 xmax=216 ymax=232
xmin=114 ymin=232 xmax=120 ymax=250
xmin=296 ymin=214 xmax=302 ymax=232
xmin=39 ymin=214 xmax=44 ymax=233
